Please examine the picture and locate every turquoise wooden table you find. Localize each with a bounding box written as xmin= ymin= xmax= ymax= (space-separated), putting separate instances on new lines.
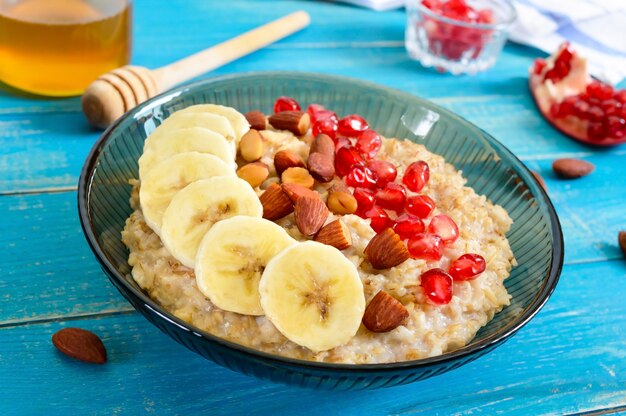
xmin=2 ymin=1 xmax=626 ymax=414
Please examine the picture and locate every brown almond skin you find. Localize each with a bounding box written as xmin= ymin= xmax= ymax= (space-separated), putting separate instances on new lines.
xmin=52 ymin=328 xmax=107 ymax=364
xmin=268 ymin=111 xmax=310 ymax=136
xmin=364 ymin=228 xmax=410 ymax=269
xmin=310 ymin=134 xmax=335 ymax=159
xmin=619 ymin=231 xmax=626 ymax=257
xmin=327 ymin=190 xmax=358 ymax=215
xmin=294 ymin=195 xmax=329 ymax=236
xmin=362 ymin=291 xmax=409 ymax=333
xmin=244 ymin=110 xmax=267 ymax=131
xmin=314 ymin=219 xmax=352 ymax=250
xmin=307 ymin=152 xmax=335 ymax=182
xmin=260 ymin=183 xmax=294 ymax=221
xmin=552 ymin=158 xmax=595 ymax=179
xmin=274 ymin=150 xmax=305 ymax=176
xmin=282 ymin=182 xmax=319 ymax=203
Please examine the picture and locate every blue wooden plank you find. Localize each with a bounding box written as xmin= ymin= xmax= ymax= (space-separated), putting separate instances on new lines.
xmin=1 ymin=260 xmax=625 ymax=415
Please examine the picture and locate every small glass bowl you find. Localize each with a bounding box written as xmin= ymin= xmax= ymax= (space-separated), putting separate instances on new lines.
xmin=405 ymin=0 xmax=517 ymax=75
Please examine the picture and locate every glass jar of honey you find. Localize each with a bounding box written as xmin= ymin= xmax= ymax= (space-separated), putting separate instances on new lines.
xmin=0 ymin=0 xmax=132 ymax=97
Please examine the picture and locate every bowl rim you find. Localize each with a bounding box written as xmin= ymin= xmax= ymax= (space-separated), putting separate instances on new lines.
xmin=78 ymin=71 xmax=563 ymax=372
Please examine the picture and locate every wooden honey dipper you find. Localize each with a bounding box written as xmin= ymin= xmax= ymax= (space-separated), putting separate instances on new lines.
xmin=82 ymin=11 xmax=310 ymax=128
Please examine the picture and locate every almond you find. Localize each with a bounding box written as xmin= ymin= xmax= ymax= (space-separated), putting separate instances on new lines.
xmin=314 ymin=219 xmax=352 ymax=250
xmin=364 ymin=228 xmax=410 ymax=269
xmin=362 ymin=291 xmax=409 ymax=333
xmin=619 ymin=231 xmax=626 ymax=257
xmin=294 ymin=195 xmax=329 ymax=236
xmin=239 ymin=129 xmax=264 ymax=162
xmin=327 ymin=189 xmax=357 ymax=215
xmin=274 ymin=150 xmax=305 ymax=176
xmin=307 ymin=152 xmax=335 ymax=183
xmin=244 ymin=110 xmax=267 ymax=131
xmin=52 ymin=327 xmax=107 ymax=364
xmin=282 ymin=182 xmax=318 ymax=203
xmin=237 ymin=162 xmax=269 ymax=188
xmin=552 ymin=158 xmax=595 ymax=179
xmin=260 ymin=183 xmax=294 ymax=220
xmin=282 ymin=167 xmax=315 ymax=189
xmin=268 ymin=111 xmax=310 ymax=136
xmin=310 ymin=134 xmax=335 ymax=159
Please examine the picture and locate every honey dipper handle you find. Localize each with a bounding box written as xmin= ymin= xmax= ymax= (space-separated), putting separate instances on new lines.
xmin=153 ymin=11 xmax=311 ymax=90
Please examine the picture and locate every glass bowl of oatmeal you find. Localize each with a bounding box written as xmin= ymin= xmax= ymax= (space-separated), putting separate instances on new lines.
xmin=78 ymin=72 xmax=562 ymax=390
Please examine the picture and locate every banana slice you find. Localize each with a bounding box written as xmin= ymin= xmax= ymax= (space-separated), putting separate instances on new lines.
xmin=146 ymin=112 xmax=237 ymax=154
xmin=176 ymin=104 xmax=250 ymax=144
xmin=161 ymin=177 xmax=263 ymax=268
xmin=139 ymin=152 xmax=235 ymax=235
xmin=139 ymin=127 xmax=235 ymax=178
xmin=260 ymin=241 xmax=365 ymax=352
xmin=195 ymin=216 xmax=296 ymax=316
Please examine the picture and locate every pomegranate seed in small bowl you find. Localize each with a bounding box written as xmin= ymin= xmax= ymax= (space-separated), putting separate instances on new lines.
xmin=405 ymin=0 xmax=517 ymax=75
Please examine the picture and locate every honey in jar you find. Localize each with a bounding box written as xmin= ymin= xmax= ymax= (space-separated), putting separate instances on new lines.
xmin=0 ymin=0 xmax=132 ymax=96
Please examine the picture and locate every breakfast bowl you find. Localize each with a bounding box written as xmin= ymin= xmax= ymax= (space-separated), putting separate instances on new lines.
xmin=78 ymin=72 xmax=563 ymax=390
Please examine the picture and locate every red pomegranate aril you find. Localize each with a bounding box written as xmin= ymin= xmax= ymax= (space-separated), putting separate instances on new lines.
xmin=587 ymin=81 xmax=613 ymax=101
xmin=337 ymin=114 xmax=369 ymax=137
xmin=355 ymin=130 xmax=382 ymax=160
xmin=427 ymin=214 xmax=459 ymax=244
xmin=364 ymin=206 xmax=393 ymax=233
xmin=335 ymin=136 xmax=351 ymax=151
xmin=393 ymin=214 xmax=425 ymax=240
xmin=335 ymin=146 xmax=364 ymax=177
xmin=615 ymin=90 xmax=626 ymax=104
xmin=354 ymin=188 xmax=376 ymax=212
xmin=533 ymin=59 xmax=546 ymax=75
xmin=308 ymin=105 xmax=338 ymax=125
xmin=407 ymin=233 xmax=443 ymax=261
xmin=601 ymin=99 xmax=621 ymax=116
xmin=375 ymin=183 xmax=406 ymax=213
xmin=420 ymin=268 xmax=453 ymax=305
xmin=449 ymin=253 xmax=486 ymax=281
xmin=274 ymin=96 xmax=301 ymax=113
xmin=402 ymin=161 xmax=430 ymax=193
xmin=586 ymin=106 xmax=604 ymax=122
xmin=573 ymin=100 xmax=590 ymax=118
xmin=346 ymin=164 xmax=377 ymax=189
xmin=367 ymin=160 xmax=397 ymax=187
xmin=313 ymin=118 xmax=338 ymax=140
xmin=587 ymin=121 xmax=608 ymax=141
xmin=607 ymin=116 xmax=626 ymax=138
xmin=405 ymin=194 xmax=436 ymax=218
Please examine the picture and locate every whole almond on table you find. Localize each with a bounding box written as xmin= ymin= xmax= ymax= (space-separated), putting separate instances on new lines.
xmin=244 ymin=110 xmax=267 ymax=131
xmin=268 ymin=111 xmax=310 ymax=136
xmin=314 ymin=219 xmax=352 ymax=250
xmin=327 ymin=189 xmax=357 ymax=215
xmin=260 ymin=183 xmax=294 ymax=221
xmin=282 ymin=182 xmax=319 ymax=203
xmin=237 ymin=162 xmax=269 ymax=188
xmin=362 ymin=291 xmax=409 ymax=333
xmin=294 ymin=195 xmax=329 ymax=236
xmin=619 ymin=231 xmax=626 ymax=257
xmin=364 ymin=228 xmax=410 ymax=269
xmin=52 ymin=327 xmax=107 ymax=364
xmin=274 ymin=150 xmax=305 ymax=176
xmin=282 ymin=167 xmax=315 ymax=189
xmin=239 ymin=129 xmax=265 ymax=162
xmin=552 ymin=158 xmax=595 ymax=179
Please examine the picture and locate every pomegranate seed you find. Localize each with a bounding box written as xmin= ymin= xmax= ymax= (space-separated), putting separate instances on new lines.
xmin=402 ymin=161 xmax=430 ymax=192
xmin=533 ymin=59 xmax=546 ymax=75
xmin=573 ymin=100 xmax=590 ymax=118
xmin=354 ymin=188 xmax=376 ymax=212
xmin=587 ymin=81 xmax=614 ymax=101
xmin=587 ymin=121 xmax=608 ymax=141
xmin=405 ymin=194 xmax=436 ymax=218
xmin=407 ymin=233 xmax=443 ymax=260
xmin=335 ymin=146 xmax=364 ymax=177
xmin=427 ymin=214 xmax=459 ymax=244
xmin=375 ymin=183 xmax=406 ymax=213
xmin=586 ymin=105 xmax=604 ymax=122
xmin=367 ymin=160 xmax=397 ymax=187
xmin=601 ymin=99 xmax=620 ymax=116
xmin=393 ymin=214 xmax=425 ymax=240
xmin=614 ymin=89 xmax=626 ymax=104
xmin=346 ymin=165 xmax=377 ymax=189
xmin=477 ymin=8 xmax=493 ymax=23
xmin=558 ymin=96 xmax=578 ymax=117
xmin=355 ymin=130 xmax=382 ymax=159
xmin=420 ymin=268 xmax=453 ymax=305
xmin=274 ymin=96 xmax=300 ymax=113
xmin=449 ymin=254 xmax=486 ymax=281
xmin=313 ymin=118 xmax=338 ymax=140
xmin=335 ymin=136 xmax=351 ymax=151
xmin=363 ymin=206 xmax=393 ymax=233
xmin=607 ymin=116 xmax=626 ymax=138
xmin=337 ymin=114 xmax=369 ymax=137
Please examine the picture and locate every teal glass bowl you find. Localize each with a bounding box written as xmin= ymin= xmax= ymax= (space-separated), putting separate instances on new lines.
xmin=78 ymin=72 xmax=563 ymax=390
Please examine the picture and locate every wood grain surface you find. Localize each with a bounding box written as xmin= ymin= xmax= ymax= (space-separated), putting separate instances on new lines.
xmin=1 ymin=0 xmax=625 ymax=414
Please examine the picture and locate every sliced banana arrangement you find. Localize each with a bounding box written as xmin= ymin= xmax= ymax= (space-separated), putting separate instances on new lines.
xmin=175 ymin=104 xmax=250 ymax=144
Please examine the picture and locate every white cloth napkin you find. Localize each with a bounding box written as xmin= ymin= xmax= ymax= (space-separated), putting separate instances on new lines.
xmin=333 ymin=0 xmax=626 ymax=84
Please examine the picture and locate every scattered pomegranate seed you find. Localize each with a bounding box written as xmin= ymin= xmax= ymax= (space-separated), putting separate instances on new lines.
xmin=407 ymin=233 xmax=443 ymax=260
xmin=355 ymin=130 xmax=382 ymax=159
xmin=346 ymin=164 xmax=377 ymax=189
xmin=420 ymin=268 xmax=453 ymax=305
xmin=405 ymin=195 xmax=436 ymax=218
xmin=427 ymin=214 xmax=459 ymax=244
xmin=367 ymin=160 xmax=397 ymax=187
xmin=335 ymin=146 xmax=364 ymax=177
xmin=337 ymin=114 xmax=369 ymax=137
xmin=375 ymin=183 xmax=406 ymax=213
xmin=354 ymin=188 xmax=376 ymax=212
xmin=363 ymin=206 xmax=393 ymax=233
xmin=313 ymin=118 xmax=338 ymax=140
xmin=448 ymin=253 xmax=486 ymax=281
xmin=402 ymin=161 xmax=430 ymax=192
xmin=274 ymin=96 xmax=300 ymax=113
xmin=393 ymin=214 xmax=425 ymax=240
